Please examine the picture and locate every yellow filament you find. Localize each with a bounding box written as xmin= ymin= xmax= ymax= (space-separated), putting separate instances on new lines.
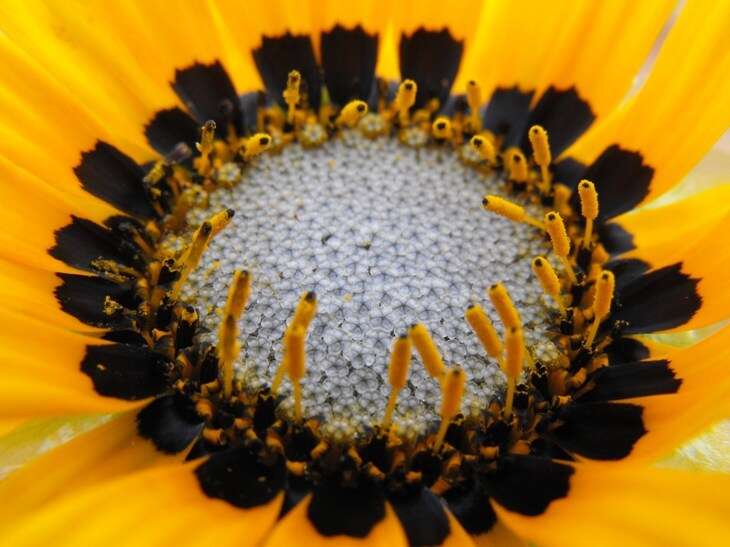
xmin=544 ymin=211 xmax=577 ymax=284
xmin=209 ymin=208 xmax=235 ymax=237
xmin=528 ymin=125 xmax=552 ymax=193
xmin=409 ymin=323 xmax=445 ymax=378
xmin=488 ymin=283 xmax=521 ymax=330
xmin=382 ymin=335 xmax=413 ymax=428
xmin=434 ymin=367 xmax=466 ymax=451
xmin=508 ymin=149 xmax=528 ymax=183
xmin=466 ymin=80 xmax=482 ymax=131
xmin=218 ymin=315 xmax=240 ymax=399
xmin=242 ymin=133 xmax=272 ymax=160
xmin=503 ymin=326 xmax=524 ymax=419
xmin=470 ymin=135 xmax=497 ymax=165
xmin=586 ymin=270 xmax=615 ymax=347
xmin=482 ymin=195 xmax=545 ymax=229
xmin=283 ymin=70 xmax=301 ymax=124
xmin=531 ymin=256 xmax=564 ymax=312
xmin=335 ymin=100 xmax=368 ymax=128
xmin=578 ymin=179 xmax=599 ymax=248
xmin=432 ymin=116 xmax=453 ymax=140
xmin=286 ymin=325 xmax=306 ymax=420
xmin=396 ymin=80 xmax=417 ymax=126
xmin=223 ymin=270 xmax=252 ymax=321
xmin=173 ymin=222 xmax=212 ymax=297
xmin=465 ymin=304 xmax=502 ymax=358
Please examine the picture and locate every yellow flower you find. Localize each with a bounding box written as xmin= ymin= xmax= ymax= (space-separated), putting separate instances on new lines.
xmin=1 ymin=1 xmax=730 ymax=545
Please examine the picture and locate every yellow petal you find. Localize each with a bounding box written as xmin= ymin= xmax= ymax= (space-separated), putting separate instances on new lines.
xmin=494 ymin=462 xmax=730 ymax=547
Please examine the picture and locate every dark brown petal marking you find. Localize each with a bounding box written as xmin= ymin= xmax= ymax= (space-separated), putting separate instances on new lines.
xmin=443 ymin=478 xmax=498 ymax=535
xmin=306 ymin=479 xmax=385 ymax=537
xmin=519 ymin=86 xmax=596 ymax=157
xmin=389 ymin=487 xmax=450 ymax=546
xmin=399 ymin=28 xmax=464 ymax=109
xmin=613 ymin=263 xmax=702 ymax=333
xmin=485 ymin=455 xmax=573 ymax=515
xmin=74 ymin=141 xmax=156 ymax=219
xmin=252 ymin=33 xmax=322 ymax=110
xmin=482 ymin=86 xmax=535 ymax=146
xmin=80 ymin=343 xmax=171 ymax=400
xmin=172 ymin=61 xmax=243 ymax=135
xmin=136 ymin=394 xmax=204 ymax=454
xmin=579 ymin=360 xmax=681 ymax=402
xmin=54 ymin=272 xmax=137 ymax=328
xmin=195 ymin=446 xmax=286 ymax=508
xmin=144 ymin=107 xmax=200 ymax=156
xmin=320 ymin=25 xmax=378 ymax=106
xmin=551 ymin=402 xmax=646 ymax=460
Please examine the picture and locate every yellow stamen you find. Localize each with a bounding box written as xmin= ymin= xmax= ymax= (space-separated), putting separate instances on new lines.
xmin=434 ymin=367 xmax=466 ymax=451
xmin=488 ymin=283 xmax=521 ymax=330
xmin=408 ymin=323 xmax=446 ymax=379
xmin=335 ymin=100 xmax=368 ymax=128
xmin=219 ymin=270 xmax=252 ymax=398
xmin=531 ymin=256 xmax=565 ymax=313
xmin=586 ymin=270 xmax=615 ymax=347
xmin=503 ymin=326 xmax=525 ymax=419
xmin=172 ymin=221 xmax=212 ymax=297
xmin=271 ymin=292 xmax=318 ymax=395
xmin=218 ymin=315 xmax=240 ymax=400
xmin=465 ymin=304 xmax=502 ymax=358
xmin=382 ymin=335 xmax=413 ymax=428
xmin=431 ymin=116 xmax=453 ymax=141
xmin=242 ymin=133 xmax=272 ymax=160
xmin=470 ymin=135 xmax=497 ymax=165
xmin=283 ymin=70 xmax=301 ymax=125
xmin=578 ymin=179 xmax=599 ymax=248
xmin=528 ymin=125 xmax=552 ymax=193
xmin=507 ymin=149 xmax=528 ymax=183
xmin=544 ymin=211 xmax=577 ymax=284
xmin=396 ymin=79 xmax=417 ymax=126
xmin=195 ymin=120 xmax=216 ymax=176
xmin=286 ymin=324 xmax=306 ymax=420
xmin=466 ymin=80 xmax=482 ymax=132
xmin=482 ymin=195 xmax=545 ymax=229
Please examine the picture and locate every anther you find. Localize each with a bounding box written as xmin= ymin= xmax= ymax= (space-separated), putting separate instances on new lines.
xmin=470 ymin=135 xmax=497 ymax=165
xmin=578 ymin=179 xmax=599 ymax=248
xmin=585 ymin=270 xmax=615 ymax=347
xmin=507 ymin=149 xmax=528 ymax=183
xmin=528 ymin=125 xmax=552 ymax=193
xmin=466 ymin=80 xmax=482 ymax=131
xmin=285 ymin=324 xmax=307 ymax=421
xmin=465 ymin=304 xmax=502 ymax=358
xmin=335 ymin=100 xmax=369 ymax=128
xmin=503 ymin=326 xmax=525 ymax=419
xmin=434 ymin=367 xmax=466 ymax=451
xmin=209 ymin=208 xmax=235 ymax=237
xmin=408 ymin=323 xmax=446 ymax=379
xmin=431 ymin=116 xmax=452 ymax=141
xmin=482 ymin=195 xmax=545 ymax=229
xmin=283 ymin=70 xmax=301 ymax=124
xmin=488 ymin=283 xmax=521 ymax=330
xmin=242 ymin=133 xmax=272 ymax=160
xmin=396 ymin=79 xmax=417 ymax=126
xmin=531 ymin=256 xmax=565 ymax=313
xmin=382 ymin=335 xmax=413 ymax=428
xmin=544 ymin=211 xmax=577 ymax=284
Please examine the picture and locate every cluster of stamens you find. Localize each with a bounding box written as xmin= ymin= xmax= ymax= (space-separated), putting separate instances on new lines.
xmin=119 ymin=71 xmax=618 ymax=492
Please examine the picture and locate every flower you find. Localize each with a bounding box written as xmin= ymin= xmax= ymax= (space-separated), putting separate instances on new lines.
xmin=1 ymin=0 xmax=730 ymax=545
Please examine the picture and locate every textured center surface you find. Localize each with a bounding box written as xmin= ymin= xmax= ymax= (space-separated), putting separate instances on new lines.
xmin=182 ymin=131 xmax=556 ymax=436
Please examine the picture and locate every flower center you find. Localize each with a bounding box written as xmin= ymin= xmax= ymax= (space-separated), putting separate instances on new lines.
xmin=176 ymin=130 xmax=555 ymax=435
